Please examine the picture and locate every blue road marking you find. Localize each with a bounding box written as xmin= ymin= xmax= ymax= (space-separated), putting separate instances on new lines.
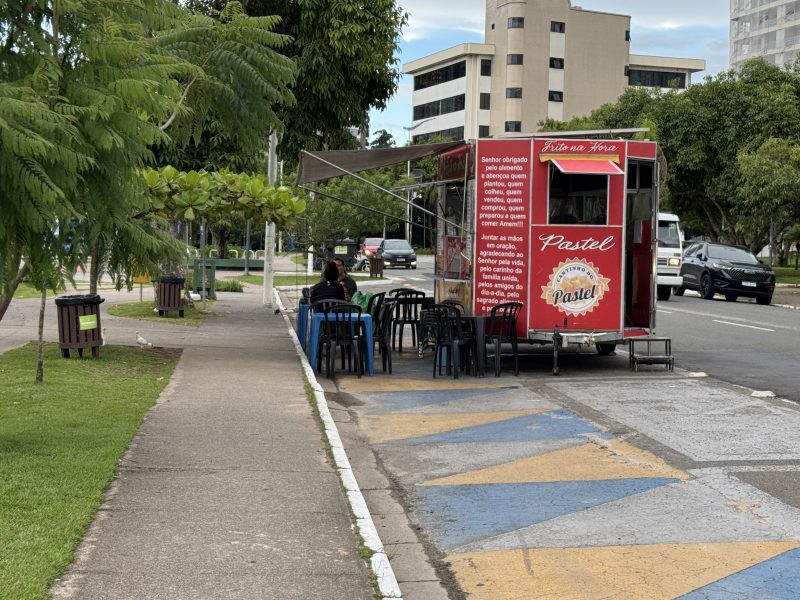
xmin=679 ymin=548 xmax=800 ymax=600
xmin=398 ymin=409 xmax=611 ymax=445
xmin=415 ymin=478 xmax=677 ymax=550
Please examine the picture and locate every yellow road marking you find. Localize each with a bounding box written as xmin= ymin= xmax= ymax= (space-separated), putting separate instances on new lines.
xmin=362 ymin=410 xmax=546 ymax=444
xmin=422 ymin=438 xmax=688 ymax=485
xmin=449 ymin=542 xmax=800 ymax=599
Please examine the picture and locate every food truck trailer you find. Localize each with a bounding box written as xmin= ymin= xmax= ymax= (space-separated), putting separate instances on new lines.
xmin=434 ymin=133 xmax=661 ymax=364
xmin=296 ymin=130 xmax=666 ymax=373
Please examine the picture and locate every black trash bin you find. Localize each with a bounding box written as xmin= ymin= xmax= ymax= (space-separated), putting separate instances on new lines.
xmin=54 ymin=294 xmax=105 ymax=358
xmin=369 ymin=257 xmax=384 ymax=278
xmin=156 ymin=276 xmax=185 ymax=317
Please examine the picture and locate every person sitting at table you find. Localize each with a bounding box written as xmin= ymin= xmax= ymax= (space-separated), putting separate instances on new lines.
xmin=333 ymin=257 xmax=357 ymax=300
xmin=310 ymin=261 xmax=347 ymax=304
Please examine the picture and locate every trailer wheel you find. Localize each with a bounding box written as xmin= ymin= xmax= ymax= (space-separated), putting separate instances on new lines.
xmin=724 ymin=294 xmax=738 ymax=302
xmin=596 ymin=343 xmax=616 ymax=356
xmin=657 ymin=285 xmax=671 ymax=301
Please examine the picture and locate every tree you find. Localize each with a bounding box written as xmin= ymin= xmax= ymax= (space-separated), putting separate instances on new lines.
xmin=184 ymin=0 xmax=407 ymax=162
xmin=370 ymin=129 xmax=396 ymax=149
xmin=0 ymin=0 xmax=194 ymax=321
xmin=288 ymin=168 xmax=406 ymax=258
xmin=738 ymin=138 xmax=800 ymax=258
xmin=654 ymin=59 xmax=800 ymax=249
xmin=155 ymin=1 xmax=296 ymax=168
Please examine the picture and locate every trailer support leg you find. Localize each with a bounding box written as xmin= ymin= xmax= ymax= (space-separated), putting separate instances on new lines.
xmin=552 ymin=326 xmax=561 ymax=376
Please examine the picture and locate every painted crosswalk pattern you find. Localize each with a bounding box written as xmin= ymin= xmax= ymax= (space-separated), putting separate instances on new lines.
xmin=337 ymin=368 xmax=800 ymax=599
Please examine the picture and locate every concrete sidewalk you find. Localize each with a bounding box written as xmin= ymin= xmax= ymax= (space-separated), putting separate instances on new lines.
xmin=20 ymin=289 xmax=379 ymax=599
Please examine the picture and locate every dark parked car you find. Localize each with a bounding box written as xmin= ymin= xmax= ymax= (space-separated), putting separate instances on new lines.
xmin=378 ymin=239 xmax=417 ymax=269
xmin=675 ymin=242 xmax=775 ymax=304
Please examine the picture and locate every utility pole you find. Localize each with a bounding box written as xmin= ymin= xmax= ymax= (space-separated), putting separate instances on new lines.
xmin=263 ymin=132 xmax=278 ymax=308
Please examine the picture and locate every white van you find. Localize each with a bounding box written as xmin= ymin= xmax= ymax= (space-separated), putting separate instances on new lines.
xmin=656 ymin=212 xmax=683 ymax=301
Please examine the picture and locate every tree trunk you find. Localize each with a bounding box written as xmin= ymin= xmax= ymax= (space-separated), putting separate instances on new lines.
xmin=89 ymin=237 xmax=103 ymax=295
xmin=0 ymin=260 xmax=29 ymax=324
xmin=35 ymin=286 xmax=46 ymax=383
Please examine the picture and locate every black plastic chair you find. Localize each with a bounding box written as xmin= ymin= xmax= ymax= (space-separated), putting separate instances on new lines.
xmin=391 ymin=289 xmax=426 ymax=353
xmin=320 ymin=304 xmax=364 ymax=379
xmin=428 ymin=304 xmax=476 ymax=379
xmin=374 ymin=299 xmax=397 ymax=374
xmin=312 ymin=298 xmax=345 ymax=313
xmin=441 ymin=299 xmax=467 ymax=316
xmin=366 ymin=292 xmax=386 ymax=335
xmin=485 ymin=301 xmax=523 ymax=376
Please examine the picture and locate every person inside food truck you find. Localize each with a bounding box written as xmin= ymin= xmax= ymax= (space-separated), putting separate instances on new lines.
xmin=550 ymin=198 xmax=578 ymax=224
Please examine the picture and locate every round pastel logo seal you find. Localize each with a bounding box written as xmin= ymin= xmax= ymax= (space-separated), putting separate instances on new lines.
xmin=540 ymin=258 xmax=610 ymax=316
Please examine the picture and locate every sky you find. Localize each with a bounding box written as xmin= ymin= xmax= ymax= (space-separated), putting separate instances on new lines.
xmin=368 ymin=0 xmax=731 ymax=145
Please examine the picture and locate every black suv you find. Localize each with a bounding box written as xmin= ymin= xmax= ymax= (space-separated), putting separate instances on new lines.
xmin=676 ymin=242 xmax=775 ymax=305
xmin=377 ymin=239 xmax=417 ymax=269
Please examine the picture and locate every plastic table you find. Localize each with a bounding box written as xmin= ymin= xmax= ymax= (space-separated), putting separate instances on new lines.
xmin=307 ymin=312 xmax=374 ymax=375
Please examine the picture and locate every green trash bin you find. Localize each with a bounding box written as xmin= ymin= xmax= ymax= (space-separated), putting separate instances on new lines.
xmin=192 ymin=259 xmax=216 ymax=299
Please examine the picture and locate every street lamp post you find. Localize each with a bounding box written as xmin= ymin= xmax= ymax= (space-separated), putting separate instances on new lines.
xmin=402 ymin=118 xmax=436 ymax=244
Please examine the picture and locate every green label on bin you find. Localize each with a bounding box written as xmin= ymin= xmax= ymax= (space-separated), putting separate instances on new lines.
xmin=79 ymin=315 xmax=97 ymax=331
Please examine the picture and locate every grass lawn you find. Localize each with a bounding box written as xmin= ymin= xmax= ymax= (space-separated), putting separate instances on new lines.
xmin=774 ymin=267 xmax=800 ymax=285
xmin=107 ymin=301 xmax=215 ymax=327
xmin=0 ymin=343 xmax=178 ymax=600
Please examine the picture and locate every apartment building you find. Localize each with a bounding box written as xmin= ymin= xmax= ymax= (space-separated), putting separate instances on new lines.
xmin=730 ymin=0 xmax=800 ymax=69
xmin=404 ymin=0 xmax=705 ymax=142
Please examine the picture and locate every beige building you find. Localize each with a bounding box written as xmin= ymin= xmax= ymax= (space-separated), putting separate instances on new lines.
xmin=730 ymin=0 xmax=800 ymax=69
xmin=404 ymin=0 xmax=705 ymax=142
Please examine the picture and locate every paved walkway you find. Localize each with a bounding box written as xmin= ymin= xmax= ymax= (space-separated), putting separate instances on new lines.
xmin=1 ymin=281 xmax=376 ymax=599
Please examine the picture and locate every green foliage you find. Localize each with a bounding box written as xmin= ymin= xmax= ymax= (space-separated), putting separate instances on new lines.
xmin=370 ymin=129 xmax=396 ymax=148
xmin=155 ymin=1 xmax=296 ymax=166
xmin=0 ymin=343 xmax=177 ymax=600
xmin=141 ymin=166 xmax=306 ymax=228
xmin=185 ymin=0 xmax=407 ymax=163
xmin=738 ymin=138 xmax=800 ymax=252
xmin=215 ymin=278 xmax=244 ymax=292
xmin=287 ymin=168 xmax=406 ymax=253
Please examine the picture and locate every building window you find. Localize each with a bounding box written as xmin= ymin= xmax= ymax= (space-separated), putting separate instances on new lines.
xmin=628 ymin=69 xmax=686 ymax=89
xmin=412 ymin=126 xmax=464 ymax=144
xmin=491 ymin=23 xmax=495 ymax=30
xmin=548 ymin=91 xmax=563 ymax=102
xmin=507 ymin=54 xmax=524 ymax=65
xmin=551 ymin=21 xmax=565 ymax=33
xmin=414 ymin=61 xmax=466 ymax=91
xmin=508 ymin=17 xmax=524 ymax=28
xmin=413 ymin=94 xmax=466 ymax=120
xmin=624 ymin=66 xmax=630 ymax=76
xmin=549 ymin=57 xmax=564 ymax=69
xmin=505 ymin=121 xmax=522 ymax=133
xmin=479 ymin=93 xmax=491 ymax=110
xmin=479 ymin=125 xmax=490 ymax=137
xmin=480 ymin=59 xmax=492 ymax=76
xmin=506 ymin=87 xmax=522 ymax=98
xmin=625 ymin=30 xmax=630 ymax=41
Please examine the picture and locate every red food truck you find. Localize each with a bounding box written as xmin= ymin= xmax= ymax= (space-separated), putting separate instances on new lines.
xmin=434 ymin=132 xmax=660 ymax=366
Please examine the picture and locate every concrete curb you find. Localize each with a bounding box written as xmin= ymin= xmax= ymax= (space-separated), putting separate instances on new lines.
xmin=273 ymin=291 xmax=402 ymax=600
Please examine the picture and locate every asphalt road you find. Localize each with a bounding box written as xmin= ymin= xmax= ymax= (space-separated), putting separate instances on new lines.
xmin=656 ymin=293 xmax=800 ymax=402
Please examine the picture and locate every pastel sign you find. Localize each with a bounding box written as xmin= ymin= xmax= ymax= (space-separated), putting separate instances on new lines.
xmin=540 ymin=258 xmax=610 ymax=316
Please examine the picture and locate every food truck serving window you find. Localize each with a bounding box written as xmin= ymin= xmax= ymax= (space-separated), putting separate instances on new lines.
xmin=548 ymin=164 xmax=608 ymax=225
